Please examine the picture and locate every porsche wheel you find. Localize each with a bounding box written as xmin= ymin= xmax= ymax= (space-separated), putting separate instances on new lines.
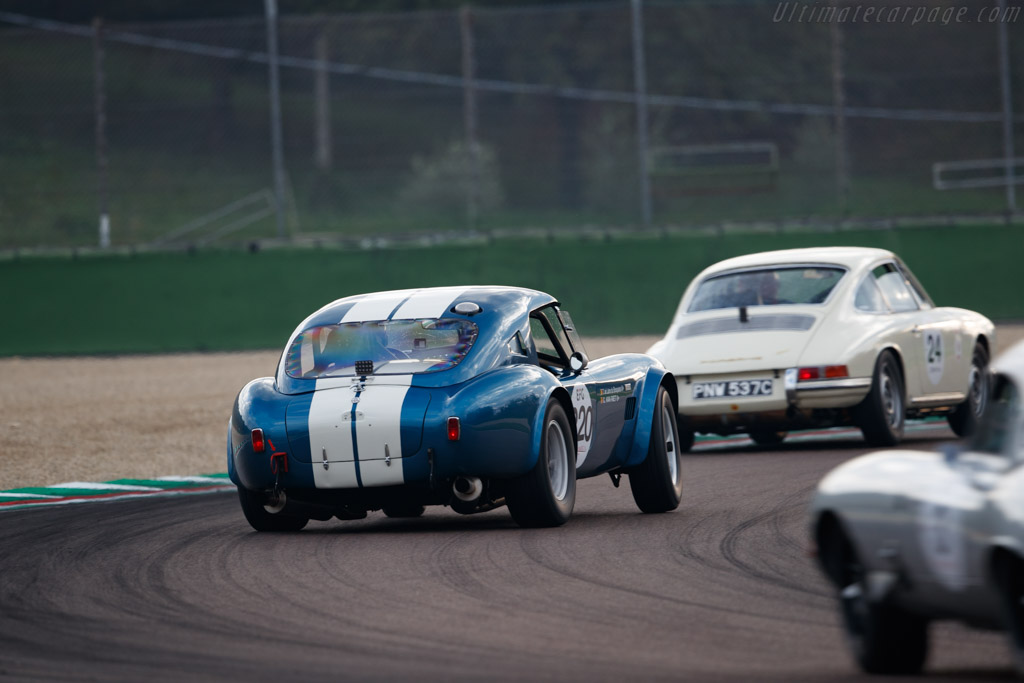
xmin=629 ymin=386 xmax=684 ymax=514
xmin=856 ymin=351 xmax=905 ymax=447
xmin=820 ymin=523 xmax=928 ymax=675
xmin=383 ymin=504 xmax=426 ymax=518
xmin=506 ymin=400 xmax=576 ymax=528
xmin=947 ymin=344 xmax=989 ymax=438
xmin=750 ymin=430 xmax=787 ymax=447
xmin=237 ymin=487 xmax=309 ymax=532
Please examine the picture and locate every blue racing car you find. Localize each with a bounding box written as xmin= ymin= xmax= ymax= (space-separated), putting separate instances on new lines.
xmin=228 ymin=286 xmax=682 ymax=530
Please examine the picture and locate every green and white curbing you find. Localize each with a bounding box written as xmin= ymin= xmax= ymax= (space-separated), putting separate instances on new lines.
xmin=0 ymin=474 xmax=234 ymax=511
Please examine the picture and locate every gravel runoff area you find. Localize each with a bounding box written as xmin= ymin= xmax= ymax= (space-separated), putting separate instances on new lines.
xmin=1 ymin=329 xmax=1022 ymax=492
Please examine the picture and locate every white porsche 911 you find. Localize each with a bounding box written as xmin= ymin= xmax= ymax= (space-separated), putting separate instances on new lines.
xmin=646 ymin=247 xmax=994 ymax=448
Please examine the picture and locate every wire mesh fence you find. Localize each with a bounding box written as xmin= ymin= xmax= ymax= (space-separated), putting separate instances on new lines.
xmin=0 ymin=0 xmax=1022 ymax=251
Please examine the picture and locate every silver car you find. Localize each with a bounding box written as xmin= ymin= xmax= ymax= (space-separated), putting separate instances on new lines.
xmin=809 ymin=341 xmax=1024 ymax=675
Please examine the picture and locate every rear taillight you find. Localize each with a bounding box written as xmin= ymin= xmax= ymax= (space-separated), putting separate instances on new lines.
xmin=797 ymin=365 xmax=849 ymax=381
xmin=798 ymin=367 xmax=819 ymax=381
xmin=824 ymin=365 xmax=849 ymax=378
xmin=447 ymin=417 xmax=461 ymax=441
xmin=251 ymin=428 xmax=266 ymax=453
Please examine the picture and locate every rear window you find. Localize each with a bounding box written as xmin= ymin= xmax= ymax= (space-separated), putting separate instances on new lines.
xmin=284 ymin=319 xmax=478 ymax=378
xmin=688 ymin=266 xmax=845 ymax=312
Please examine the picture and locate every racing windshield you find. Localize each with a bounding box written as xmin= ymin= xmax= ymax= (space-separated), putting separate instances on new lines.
xmin=283 ymin=318 xmax=479 ymax=378
xmin=688 ymin=266 xmax=845 ymax=312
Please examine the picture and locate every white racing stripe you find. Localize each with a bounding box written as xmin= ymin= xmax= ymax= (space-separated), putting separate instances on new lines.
xmin=308 ymin=387 xmax=360 ymax=489
xmin=353 ymin=376 xmax=412 ymax=487
xmin=392 ymin=287 xmax=468 ymax=320
xmin=308 ymin=377 xmax=413 ymax=489
xmin=340 ymin=289 xmax=418 ymax=323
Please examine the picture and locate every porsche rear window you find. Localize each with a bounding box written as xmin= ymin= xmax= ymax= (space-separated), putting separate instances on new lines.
xmin=688 ymin=267 xmax=845 ymax=312
xmin=284 ymin=319 xmax=478 ymax=378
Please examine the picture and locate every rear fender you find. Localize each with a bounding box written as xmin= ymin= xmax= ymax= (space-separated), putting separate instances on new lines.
xmin=430 ymin=365 xmax=563 ymax=479
xmin=624 ymin=366 xmax=673 ymax=468
xmin=229 ymin=377 xmax=314 ymax=490
xmin=529 ymin=385 xmax=576 ymax=473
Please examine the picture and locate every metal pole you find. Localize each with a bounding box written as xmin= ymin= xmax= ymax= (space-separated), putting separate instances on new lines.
xmin=265 ymin=0 xmax=287 ymax=239
xmin=460 ymin=5 xmax=480 ymax=230
xmin=314 ymin=25 xmax=332 ymax=172
xmin=830 ymin=2 xmax=850 ymax=216
xmin=998 ymin=0 xmax=1016 ymax=215
xmin=630 ymin=0 xmax=652 ymax=230
xmin=93 ymin=17 xmax=110 ymax=248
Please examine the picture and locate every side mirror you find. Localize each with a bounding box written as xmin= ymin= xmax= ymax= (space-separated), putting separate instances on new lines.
xmin=569 ymin=351 xmax=588 ymax=374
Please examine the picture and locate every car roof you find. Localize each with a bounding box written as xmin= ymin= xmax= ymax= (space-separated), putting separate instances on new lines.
xmin=308 ymin=285 xmax=554 ymax=323
xmin=701 ymin=247 xmax=895 ymax=276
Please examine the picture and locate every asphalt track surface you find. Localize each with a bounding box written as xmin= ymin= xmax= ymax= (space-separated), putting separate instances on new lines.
xmin=0 ymin=429 xmax=1016 ymax=682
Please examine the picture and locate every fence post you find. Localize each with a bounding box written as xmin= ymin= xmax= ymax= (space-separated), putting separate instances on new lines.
xmin=830 ymin=1 xmax=849 ymax=217
xmin=998 ymin=0 xmax=1016 ymax=216
xmin=93 ymin=17 xmax=110 ymax=249
xmin=460 ymin=5 xmax=480 ymax=230
xmin=314 ymin=24 xmax=332 ymax=172
xmin=265 ymin=0 xmax=287 ymax=240
xmin=630 ymin=0 xmax=652 ymax=230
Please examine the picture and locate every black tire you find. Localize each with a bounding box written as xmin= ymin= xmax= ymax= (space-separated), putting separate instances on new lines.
xmin=629 ymin=386 xmax=684 ymax=514
xmin=237 ymin=487 xmax=308 ymax=532
xmin=820 ymin=523 xmax=928 ymax=675
xmin=750 ymin=430 xmax=787 ymax=447
xmin=947 ymin=344 xmax=989 ymax=438
xmin=856 ymin=351 xmax=905 ymax=447
xmin=383 ymin=504 xmax=425 ymax=518
xmin=506 ymin=400 xmax=576 ymax=528
xmin=995 ymin=553 xmax=1024 ymax=675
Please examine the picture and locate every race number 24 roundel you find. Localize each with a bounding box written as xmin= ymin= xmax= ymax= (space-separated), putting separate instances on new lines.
xmin=569 ymin=384 xmax=594 ymax=467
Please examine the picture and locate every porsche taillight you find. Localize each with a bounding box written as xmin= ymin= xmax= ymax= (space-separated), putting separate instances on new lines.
xmin=447 ymin=417 xmax=461 ymax=441
xmin=798 ymin=367 xmax=819 ymax=381
xmin=824 ymin=365 xmax=849 ymax=378
xmin=251 ymin=428 xmax=266 ymax=453
xmin=797 ymin=365 xmax=849 ymax=381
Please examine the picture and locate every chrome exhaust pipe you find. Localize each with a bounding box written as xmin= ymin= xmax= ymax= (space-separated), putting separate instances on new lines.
xmin=452 ymin=476 xmax=483 ymax=502
xmin=264 ymin=490 xmax=287 ymax=514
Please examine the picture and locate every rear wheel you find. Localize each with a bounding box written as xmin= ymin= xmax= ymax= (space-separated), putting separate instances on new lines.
xmin=506 ymin=401 xmax=576 ymax=528
xmin=856 ymin=351 xmax=905 ymax=447
xmin=819 ymin=522 xmax=928 ymax=675
xmin=750 ymin=430 xmax=787 ymax=447
xmin=237 ymin=487 xmax=308 ymax=532
xmin=948 ymin=344 xmax=989 ymax=437
xmin=629 ymin=387 xmax=684 ymax=513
